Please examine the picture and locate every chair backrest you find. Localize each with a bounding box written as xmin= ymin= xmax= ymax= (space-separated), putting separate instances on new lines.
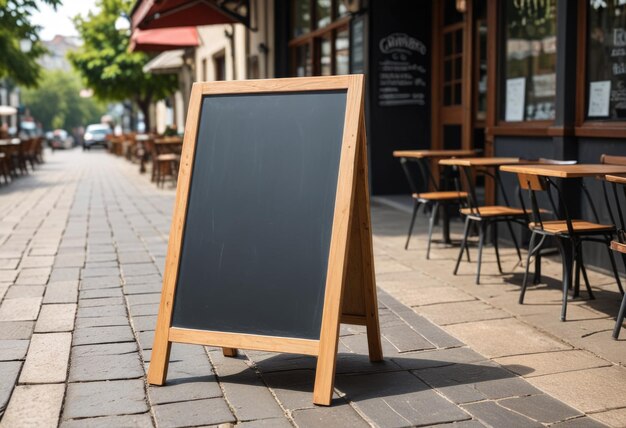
xmin=601 ymin=154 xmax=626 ymax=166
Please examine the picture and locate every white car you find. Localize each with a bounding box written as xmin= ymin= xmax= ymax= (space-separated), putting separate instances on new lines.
xmin=83 ymin=124 xmax=112 ymax=149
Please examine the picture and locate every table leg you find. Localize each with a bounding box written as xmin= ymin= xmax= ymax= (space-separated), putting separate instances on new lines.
xmin=441 ymin=204 xmax=451 ymax=244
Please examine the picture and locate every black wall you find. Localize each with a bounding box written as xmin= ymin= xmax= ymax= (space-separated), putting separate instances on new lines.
xmin=367 ymin=0 xmax=432 ymax=195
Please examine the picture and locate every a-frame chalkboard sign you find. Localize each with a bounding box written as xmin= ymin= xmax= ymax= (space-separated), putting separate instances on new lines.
xmin=147 ymin=75 xmax=382 ymax=406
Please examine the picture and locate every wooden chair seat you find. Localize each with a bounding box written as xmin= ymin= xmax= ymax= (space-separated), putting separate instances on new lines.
xmin=156 ymin=154 xmax=180 ymax=162
xmin=611 ymin=241 xmax=626 ymax=254
xmin=529 ymin=220 xmax=614 ymax=234
xmin=460 ymin=205 xmax=526 ymax=218
xmin=412 ymin=191 xmax=467 ymax=201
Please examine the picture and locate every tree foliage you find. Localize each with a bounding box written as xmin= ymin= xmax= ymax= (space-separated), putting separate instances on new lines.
xmin=21 ymin=69 xmax=106 ymax=131
xmin=69 ymin=0 xmax=178 ymax=130
xmin=0 ymin=0 xmax=62 ymax=86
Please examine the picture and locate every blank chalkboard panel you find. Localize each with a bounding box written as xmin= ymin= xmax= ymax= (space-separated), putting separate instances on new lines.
xmin=171 ymin=91 xmax=347 ymax=340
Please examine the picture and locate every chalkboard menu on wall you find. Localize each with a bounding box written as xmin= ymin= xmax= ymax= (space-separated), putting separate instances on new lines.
xmin=377 ymin=33 xmax=428 ymax=107
xmin=587 ymin=0 xmax=626 ymax=120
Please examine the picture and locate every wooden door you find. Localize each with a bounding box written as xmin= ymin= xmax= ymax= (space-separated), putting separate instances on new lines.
xmin=431 ymin=0 xmax=487 ymax=152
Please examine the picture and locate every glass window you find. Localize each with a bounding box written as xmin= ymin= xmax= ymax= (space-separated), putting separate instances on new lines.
xmin=335 ymin=27 xmax=350 ymax=75
xmin=316 ymin=0 xmax=331 ymax=29
xmin=320 ymin=35 xmax=332 ymax=75
xmin=290 ymin=0 xmax=351 ymax=76
xmin=294 ymin=44 xmax=312 ymax=77
xmin=502 ymin=0 xmax=557 ymax=121
xmin=293 ymin=0 xmax=310 ymax=37
xmin=587 ymin=0 xmax=626 ymax=120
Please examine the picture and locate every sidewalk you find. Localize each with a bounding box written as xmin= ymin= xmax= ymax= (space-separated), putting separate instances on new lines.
xmin=0 ymin=149 xmax=620 ymax=427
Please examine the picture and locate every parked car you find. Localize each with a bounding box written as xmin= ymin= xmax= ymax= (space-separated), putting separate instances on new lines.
xmin=49 ymin=129 xmax=74 ymax=150
xmin=83 ymin=124 xmax=112 ymax=149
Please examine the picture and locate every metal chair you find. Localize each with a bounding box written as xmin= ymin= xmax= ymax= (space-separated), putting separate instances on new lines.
xmin=453 ymin=165 xmax=525 ymax=284
xmin=399 ymin=157 xmax=467 ymax=259
xmin=517 ymin=171 xmax=622 ymax=322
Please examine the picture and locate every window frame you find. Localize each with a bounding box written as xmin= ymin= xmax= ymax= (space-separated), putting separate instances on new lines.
xmin=488 ymin=0 xmax=557 ymax=137
xmin=575 ymin=0 xmax=626 ymax=138
xmin=288 ymin=0 xmax=351 ymax=76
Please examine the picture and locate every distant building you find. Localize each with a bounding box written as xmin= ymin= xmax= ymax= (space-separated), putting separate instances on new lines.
xmin=39 ymin=35 xmax=81 ymax=71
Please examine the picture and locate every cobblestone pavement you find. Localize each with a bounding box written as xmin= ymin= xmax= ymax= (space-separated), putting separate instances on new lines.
xmin=0 ymin=149 xmax=617 ymax=427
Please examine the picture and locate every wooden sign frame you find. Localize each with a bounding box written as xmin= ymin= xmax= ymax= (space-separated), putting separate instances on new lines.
xmin=147 ymin=75 xmax=382 ymax=406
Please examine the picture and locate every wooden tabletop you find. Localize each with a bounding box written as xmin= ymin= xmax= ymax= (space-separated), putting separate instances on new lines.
xmin=605 ymin=174 xmax=626 ymax=184
xmin=500 ymin=164 xmax=626 ymax=178
xmin=392 ymin=149 xmax=477 ymax=159
xmin=439 ymin=157 xmax=522 ymax=167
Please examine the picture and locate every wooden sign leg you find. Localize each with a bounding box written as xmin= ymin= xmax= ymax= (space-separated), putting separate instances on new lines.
xmin=147 ymin=327 xmax=172 ymax=385
xmin=355 ymin=124 xmax=383 ymax=363
xmin=222 ymin=347 xmax=238 ymax=357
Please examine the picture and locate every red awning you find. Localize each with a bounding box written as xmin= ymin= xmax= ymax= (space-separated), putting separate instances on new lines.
xmin=131 ymin=0 xmax=247 ymax=31
xmin=129 ymin=27 xmax=199 ymax=52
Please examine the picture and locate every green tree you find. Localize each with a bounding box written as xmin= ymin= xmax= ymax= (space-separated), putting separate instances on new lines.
xmin=0 ymin=0 xmax=62 ymax=87
xmin=69 ymin=0 xmax=177 ymax=131
xmin=21 ymin=69 xmax=106 ymax=131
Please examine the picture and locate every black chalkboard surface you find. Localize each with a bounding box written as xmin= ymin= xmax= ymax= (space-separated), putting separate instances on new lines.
xmin=172 ymin=91 xmax=347 ymax=340
xmin=148 ymin=76 xmax=382 ymax=406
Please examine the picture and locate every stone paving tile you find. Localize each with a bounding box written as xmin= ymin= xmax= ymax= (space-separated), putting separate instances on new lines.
xmin=462 ymin=400 xmax=543 ymax=428
xmin=49 ymin=267 xmax=80 ymax=282
xmin=72 ymin=325 xmax=135 ymax=345
xmin=60 ymin=413 xmax=154 ymax=428
xmin=4 ymin=285 xmax=45 ymax=298
xmin=0 ymin=361 xmax=21 ymax=412
xmin=498 ymin=394 xmax=582 ymax=424
xmin=493 ymin=349 xmax=611 ymax=378
xmin=415 ymin=360 xmax=542 ymax=404
xmin=416 ymin=300 xmax=512 ymax=326
xmin=0 ymin=339 xmax=29 ymax=361
xmin=292 ymin=404 xmax=370 ymax=427
xmin=336 ymin=371 xmax=471 ymax=426
xmin=210 ymin=350 xmax=286 ymax=421
xmin=590 ymin=408 xmax=626 ymax=428
xmin=528 ymin=366 xmax=626 ymax=413
xmin=35 ymin=303 xmax=77 ymax=332
xmin=63 ymin=379 xmax=149 ymax=419
xmin=20 ymin=332 xmax=72 ymax=383
xmin=0 ymin=297 xmax=42 ymax=321
xmin=1 ymin=384 xmax=65 ymax=428
xmin=43 ymin=280 xmax=79 ymax=304
xmin=153 ymin=398 xmax=235 ymax=427
xmin=79 ymin=276 xmax=122 ymax=289
xmin=445 ymin=317 xmax=571 ymax=358
xmin=0 ymin=321 xmax=34 ymax=340
xmin=68 ymin=342 xmax=143 ymax=382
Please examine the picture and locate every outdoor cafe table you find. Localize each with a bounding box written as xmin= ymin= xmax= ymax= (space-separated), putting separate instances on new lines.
xmin=499 ymin=163 xmax=626 ymax=304
xmin=393 ymin=149 xmax=477 ymax=244
xmin=438 ymin=157 xmax=531 ymax=207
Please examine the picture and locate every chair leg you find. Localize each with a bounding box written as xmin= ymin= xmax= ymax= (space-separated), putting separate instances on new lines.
xmin=476 ymin=222 xmax=487 ymax=285
xmin=426 ymin=202 xmax=439 ymax=260
xmin=520 ymin=231 xmax=537 ymax=304
xmin=405 ymin=200 xmax=420 ymax=250
xmin=533 ymin=235 xmax=546 ymax=285
xmin=492 ymin=223 xmax=503 ymax=274
xmin=607 ymin=242 xmax=624 ymax=295
xmin=556 ymin=238 xmax=573 ymax=322
xmin=454 ymin=217 xmax=471 ymax=275
xmin=573 ymin=244 xmax=581 ymax=299
xmin=613 ymin=292 xmax=626 ymax=339
xmin=505 ymin=220 xmax=522 ymax=261
xmin=579 ymin=250 xmax=593 ymax=300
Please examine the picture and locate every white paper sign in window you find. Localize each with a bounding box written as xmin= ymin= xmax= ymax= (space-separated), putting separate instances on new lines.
xmin=588 ymin=80 xmax=611 ymax=117
xmin=505 ymin=77 xmax=526 ymax=122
